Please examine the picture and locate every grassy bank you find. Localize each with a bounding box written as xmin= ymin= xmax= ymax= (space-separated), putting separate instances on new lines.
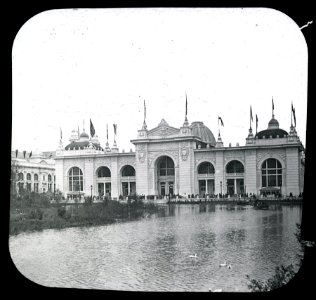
xmin=9 ymin=200 xmax=162 ymax=236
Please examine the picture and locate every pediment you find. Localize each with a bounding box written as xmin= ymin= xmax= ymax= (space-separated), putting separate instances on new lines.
xmin=148 ymin=119 xmax=180 ymax=137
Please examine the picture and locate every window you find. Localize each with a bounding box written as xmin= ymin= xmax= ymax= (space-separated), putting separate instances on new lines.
xmin=43 ymin=175 xmax=46 ymax=181
xmin=121 ymin=165 xmax=135 ymax=177
xmin=48 ymin=183 xmax=52 ymax=192
xmin=198 ymin=162 xmax=215 ymax=175
xmin=261 ymin=158 xmax=282 ymax=187
xmin=48 ymin=174 xmax=52 ymax=182
xmin=226 ymin=160 xmax=244 ymax=173
xmin=27 ymin=183 xmax=32 ymax=191
xmin=27 ymin=173 xmax=31 ymax=181
xmin=158 ymin=156 xmax=174 ymax=176
xmin=68 ymin=167 xmax=83 ymax=192
xmin=18 ymin=173 xmax=24 ymax=181
xmin=34 ymin=183 xmax=39 ymax=193
xmin=98 ymin=166 xmax=111 ymax=177
xmin=34 ymin=174 xmax=39 ymax=181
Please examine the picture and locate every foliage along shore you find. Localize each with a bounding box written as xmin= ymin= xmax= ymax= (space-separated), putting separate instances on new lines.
xmin=9 ymin=193 xmax=162 ymax=236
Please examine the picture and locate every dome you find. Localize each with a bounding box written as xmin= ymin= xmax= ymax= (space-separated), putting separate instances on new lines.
xmin=256 ymin=116 xmax=288 ymax=139
xmin=80 ymin=131 xmax=89 ymax=139
xmin=256 ymin=128 xmax=288 ymax=139
xmin=190 ymin=121 xmax=216 ymax=146
xmin=268 ymin=117 xmax=279 ymax=129
xmin=65 ymin=141 xmax=103 ymax=151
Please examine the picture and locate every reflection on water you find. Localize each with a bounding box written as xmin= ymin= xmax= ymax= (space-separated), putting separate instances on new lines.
xmin=9 ymin=204 xmax=302 ymax=292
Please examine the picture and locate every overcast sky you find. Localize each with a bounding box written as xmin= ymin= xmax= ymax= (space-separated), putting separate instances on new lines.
xmin=12 ymin=8 xmax=308 ymax=153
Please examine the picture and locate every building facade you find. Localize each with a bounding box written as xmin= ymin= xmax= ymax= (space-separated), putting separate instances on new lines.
xmin=11 ymin=150 xmax=56 ymax=194
xmin=54 ymin=109 xmax=305 ymax=200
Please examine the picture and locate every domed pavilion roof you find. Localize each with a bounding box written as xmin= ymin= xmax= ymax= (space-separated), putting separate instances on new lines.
xmin=256 ymin=117 xmax=288 ymax=139
xmin=65 ymin=141 xmax=103 ymax=151
xmin=190 ymin=121 xmax=216 ymax=146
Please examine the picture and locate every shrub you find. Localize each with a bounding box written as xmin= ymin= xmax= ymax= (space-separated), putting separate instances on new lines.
xmin=57 ymin=206 xmax=67 ymax=218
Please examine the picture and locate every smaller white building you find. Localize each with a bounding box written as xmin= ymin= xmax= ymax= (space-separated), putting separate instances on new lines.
xmin=11 ymin=150 xmax=56 ymax=194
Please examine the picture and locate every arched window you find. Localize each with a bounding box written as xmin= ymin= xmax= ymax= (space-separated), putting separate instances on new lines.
xmin=98 ymin=166 xmax=111 ymax=177
xmin=262 ymin=158 xmax=282 ymax=187
xmin=48 ymin=174 xmax=52 ymax=182
xmin=158 ymin=156 xmax=174 ymax=176
xmin=226 ymin=160 xmax=244 ymax=173
xmin=198 ymin=162 xmax=215 ymax=175
xmin=18 ymin=173 xmax=24 ymax=181
xmin=68 ymin=167 xmax=83 ymax=191
xmin=27 ymin=173 xmax=31 ymax=181
xmin=34 ymin=174 xmax=38 ymax=181
xmin=121 ymin=165 xmax=135 ymax=177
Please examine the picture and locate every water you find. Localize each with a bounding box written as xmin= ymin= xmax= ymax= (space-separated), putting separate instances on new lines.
xmin=9 ymin=204 xmax=302 ymax=292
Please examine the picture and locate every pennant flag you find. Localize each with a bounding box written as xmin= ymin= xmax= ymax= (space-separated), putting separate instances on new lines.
xmin=185 ymin=94 xmax=188 ymax=117
xmin=218 ymin=117 xmax=224 ymax=127
xmin=90 ymin=119 xmax=95 ymax=137
xmin=256 ymin=114 xmax=258 ymax=133
xmin=272 ymin=97 xmax=274 ymax=117
xmin=106 ymin=124 xmax=109 ymax=140
xmin=144 ymin=100 xmax=146 ymax=120
xmin=60 ymin=127 xmax=62 ymax=140
xmin=250 ymin=106 xmax=253 ymax=122
xmin=29 ymin=151 xmax=32 ymax=158
xmin=293 ymin=107 xmax=296 ymax=127
xmin=15 ymin=149 xmax=18 ymax=158
xmin=23 ymin=150 xmax=26 ymax=159
xmin=113 ymin=123 xmax=117 ymax=135
xmin=78 ymin=125 xmax=80 ymax=136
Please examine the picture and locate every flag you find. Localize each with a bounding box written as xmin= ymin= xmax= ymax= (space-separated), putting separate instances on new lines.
xmin=144 ymin=99 xmax=146 ymax=120
xmin=78 ymin=125 xmax=80 ymax=136
xmin=185 ymin=94 xmax=188 ymax=116
xmin=272 ymin=97 xmax=274 ymax=115
xmin=23 ymin=150 xmax=26 ymax=159
xmin=250 ymin=106 xmax=253 ymax=122
xmin=256 ymin=114 xmax=258 ymax=132
xmin=29 ymin=151 xmax=32 ymax=158
xmin=113 ymin=123 xmax=117 ymax=135
xmin=60 ymin=127 xmax=62 ymax=140
xmin=90 ymin=119 xmax=95 ymax=137
xmin=293 ymin=107 xmax=296 ymax=127
xmin=15 ymin=149 xmax=18 ymax=158
xmin=106 ymin=124 xmax=109 ymax=140
xmin=218 ymin=117 xmax=224 ymax=127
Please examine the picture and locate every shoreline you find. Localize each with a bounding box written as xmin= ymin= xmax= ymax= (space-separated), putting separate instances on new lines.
xmin=9 ymin=200 xmax=162 ymax=236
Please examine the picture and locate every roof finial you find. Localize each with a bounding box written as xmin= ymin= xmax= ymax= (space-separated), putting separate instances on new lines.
xmin=272 ymin=97 xmax=275 ymax=119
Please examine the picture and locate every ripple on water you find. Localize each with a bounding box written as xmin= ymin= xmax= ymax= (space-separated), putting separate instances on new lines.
xmin=9 ymin=204 xmax=302 ymax=292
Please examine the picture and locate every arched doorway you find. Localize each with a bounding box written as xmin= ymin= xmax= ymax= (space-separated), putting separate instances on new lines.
xmin=156 ymin=156 xmax=175 ymax=197
xmin=120 ymin=165 xmax=136 ymax=197
xmin=225 ymin=160 xmax=244 ymax=196
xmin=96 ymin=166 xmax=111 ymax=197
xmin=197 ymin=161 xmax=215 ymax=196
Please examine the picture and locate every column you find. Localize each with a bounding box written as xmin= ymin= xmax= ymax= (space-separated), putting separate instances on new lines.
xmin=234 ymin=179 xmax=237 ymax=194
xmin=205 ymin=179 xmax=208 ymax=194
xmin=128 ymin=181 xmax=131 ymax=195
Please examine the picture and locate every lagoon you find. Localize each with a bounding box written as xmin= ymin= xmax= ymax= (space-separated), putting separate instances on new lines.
xmin=9 ymin=204 xmax=302 ymax=292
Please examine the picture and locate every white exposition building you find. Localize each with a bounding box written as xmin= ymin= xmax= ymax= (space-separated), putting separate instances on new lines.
xmin=54 ymin=102 xmax=305 ymax=200
xmin=11 ymin=150 xmax=56 ymax=194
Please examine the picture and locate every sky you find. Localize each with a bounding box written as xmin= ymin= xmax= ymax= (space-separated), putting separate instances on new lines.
xmin=12 ymin=8 xmax=308 ymax=153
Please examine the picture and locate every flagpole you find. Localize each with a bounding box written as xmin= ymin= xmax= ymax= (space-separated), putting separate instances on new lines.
xmin=291 ymin=102 xmax=293 ymax=127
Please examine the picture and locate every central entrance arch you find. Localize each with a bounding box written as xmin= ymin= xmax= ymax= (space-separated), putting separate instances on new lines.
xmin=156 ymin=156 xmax=175 ymax=197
